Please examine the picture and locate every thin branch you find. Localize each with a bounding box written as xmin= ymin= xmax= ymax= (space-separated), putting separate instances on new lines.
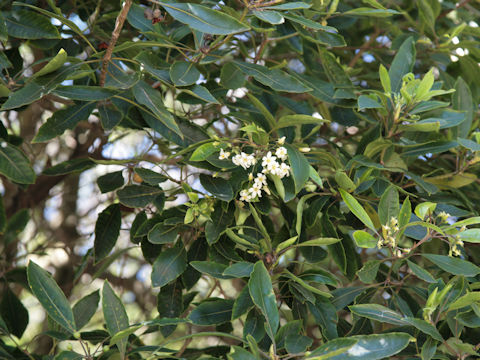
xmin=99 ymin=0 xmax=133 ymax=86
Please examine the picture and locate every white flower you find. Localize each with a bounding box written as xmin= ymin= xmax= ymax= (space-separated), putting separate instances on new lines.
xmin=239 ymin=189 xmax=251 ymax=202
xmin=233 ymin=152 xmax=256 ymax=170
xmin=248 ymin=173 xmax=254 ymax=181
xmin=219 ymin=149 xmax=230 ymax=160
xmin=249 ymin=183 xmax=262 ymax=199
xmin=262 ymin=152 xmax=277 ymax=168
xmin=299 ymin=147 xmax=311 ymax=153
xmin=277 ymin=136 xmax=286 ymax=145
xmin=275 ymin=146 xmax=288 ymax=161
xmin=276 ymin=162 xmax=291 ymax=178
xmin=255 ymin=173 xmax=267 ymax=186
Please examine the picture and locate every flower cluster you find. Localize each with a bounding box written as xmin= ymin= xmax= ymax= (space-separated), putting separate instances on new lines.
xmin=378 ymin=217 xmax=400 ymax=249
xmin=232 ymin=152 xmax=257 ymax=170
xmin=220 ymin=138 xmax=291 ymax=202
xmin=450 ymin=224 xmax=465 ymax=257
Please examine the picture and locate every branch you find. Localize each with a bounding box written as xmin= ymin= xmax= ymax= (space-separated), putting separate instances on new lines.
xmin=99 ymin=0 xmax=133 ymax=86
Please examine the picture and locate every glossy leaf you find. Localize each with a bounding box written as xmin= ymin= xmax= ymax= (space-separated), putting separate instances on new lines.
xmin=340 ymin=189 xmax=375 ymax=231
xmin=189 ymin=299 xmax=234 ymax=325
xmin=117 ymin=185 xmax=163 ymax=208
xmin=73 ymin=290 xmax=100 ymax=330
xmin=423 ymin=254 xmax=480 ymax=277
xmin=199 ymin=174 xmax=233 ymax=201
xmin=6 ymin=10 xmax=60 ymax=39
xmin=389 ymin=37 xmax=415 ymax=93
xmin=248 ymin=261 xmax=279 ymax=341
xmin=94 ymin=204 xmax=121 ymax=263
xmin=151 ymin=244 xmax=187 ymax=288
xmin=159 ymin=2 xmax=250 ymax=35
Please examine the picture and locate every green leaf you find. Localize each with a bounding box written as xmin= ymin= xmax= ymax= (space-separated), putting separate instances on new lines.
xmin=102 ymin=281 xmax=129 ymax=358
xmin=356 ymin=260 xmax=380 ymax=284
xmin=190 ymin=142 xmax=217 ymax=161
xmin=1 ymin=66 xmax=72 ymax=110
xmin=0 ymin=12 xmax=7 ymax=44
xmin=352 ymin=230 xmax=377 ymax=248
xmin=199 ymin=174 xmax=233 ymax=202
xmin=189 ymin=299 xmax=234 ymax=325
xmin=452 ymin=77 xmax=474 ymax=138
xmin=33 ymin=102 xmax=96 ymax=143
xmin=117 ymin=185 xmax=163 ymax=208
xmin=378 ymin=186 xmax=399 ymax=225
xmin=233 ymin=61 xmax=312 ymax=93
xmin=402 ymin=317 xmax=443 ymax=341
xmin=159 ymin=2 xmax=250 ymax=35
xmin=110 ymin=325 xmax=142 ymax=347
xmin=73 ymin=290 xmax=100 ymax=330
xmin=284 ymin=13 xmax=337 ymax=32
xmin=417 ymin=111 xmax=465 ymax=130
xmin=343 ymin=8 xmax=400 ymax=17
xmin=307 ymin=338 xmax=357 ymax=359
xmin=457 ymin=138 xmax=480 ymax=152
xmin=379 ymin=65 xmax=391 ymax=93
xmin=53 ymin=85 xmax=117 ymax=101
xmin=232 ymin=286 xmax=254 ymax=320
xmin=389 ymin=37 xmax=416 ymax=93
xmin=170 ymin=61 xmax=201 ymax=86
xmin=223 ymin=262 xmax=254 ymax=278
xmin=6 ymin=10 xmax=60 ymax=39
xmin=285 ymin=144 xmax=310 ymax=194
xmin=402 ymin=141 xmax=458 ymax=157
xmin=97 ymin=171 xmax=124 ymax=193
xmin=220 ymin=62 xmax=246 ymax=89
xmin=339 ymin=189 xmax=375 ymax=231
xmin=27 ymin=261 xmax=76 ymax=333
xmin=252 ymin=10 xmax=284 ymax=25
xmin=151 ymin=244 xmax=187 ymax=288
xmin=184 ymin=84 xmax=220 ymax=104
xmin=398 ymin=197 xmax=411 ymax=229
xmin=283 ymin=269 xmax=332 ymax=298
xmin=407 ymin=260 xmax=436 ymax=283
xmin=349 ymin=304 xmax=405 ymax=325
xmin=206 ymin=205 xmax=233 ymax=245
xmin=0 ymin=143 xmax=36 ymax=184
xmin=43 ymin=158 xmax=95 ymax=176
xmin=448 ymin=292 xmax=480 ymax=311
xmin=94 ymin=204 xmax=121 ymax=263
xmin=458 ymin=229 xmax=480 ymax=243
xmin=358 ymin=95 xmax=382 ymax=110
xmin=0 ymin=287 xmax=29 ymax=338
xmin=414 ymin=202 xmax=436 ymax=220
xmin=248 ymin=261 xmax=279 ymax=341
xmin=286 ymin=334 xmax=313 ymax=354
xmin=33 ymin=48 xmax=67 ymax=78
xmin=423 ymin=254 xmax=480 ymax=277
xmin=298 ymin=238 xmax=342 ymax=247
xmin=133 ymin=80 xmax=181 ymax=137
xmin=134 ymin=168 xmax=167 ymax=185
xmin=264 ymin=2 xmax=311 ymax=10
xmin=228 ymin=346 xmax=256 ymax=360
xmin=275 ymin=114 xmax=329 ymax=130
xmin=421 ymin=337 xmax=437 ymax=360
xmin=309 ymin=332 xmax=412 ymax=359
xmin=190 ymin=261 xmax=230 ymax=279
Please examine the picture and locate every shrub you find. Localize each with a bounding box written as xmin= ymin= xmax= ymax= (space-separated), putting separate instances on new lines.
xmin=0 ymin=0 xmax=479 ymax=359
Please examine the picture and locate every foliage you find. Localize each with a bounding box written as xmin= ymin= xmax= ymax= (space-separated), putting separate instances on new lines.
xmin=0 ymin=0 xmax=480 ymax=359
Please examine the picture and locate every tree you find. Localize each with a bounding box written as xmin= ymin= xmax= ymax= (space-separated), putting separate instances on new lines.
xmin=0 ymin=0 xmax=480 ymax=359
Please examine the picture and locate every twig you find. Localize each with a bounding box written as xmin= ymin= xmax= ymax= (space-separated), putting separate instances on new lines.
xmin=99 ymin=0 xmax=133 ymax=86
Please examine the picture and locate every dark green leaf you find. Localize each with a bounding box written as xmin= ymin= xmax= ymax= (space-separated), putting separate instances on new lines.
xmin=97 ymin=171 xmax=124 ymax=193
xmin=407 ymin=260 xmax=436 ymax=283
xmin=43 ymin=158 xmax=95 ymax=176
xmin=102 ymin=281 xmax=129 ymax=357
xmin=248 ymin=261 xmax=279 ymax=341
xmin=340 ymin=189 xmax=375 ymax=231
xmin=73 ymin=290 xmax=100 ymax=330
xmin=94 ymin=204 xmax=121 ymax=263
xmin=33 ymin=102 xmax=96 ymax=143
xmin=378 ymin=186 xmax=399 ymax=225
xmin=117 ymin=185 xmax=163 ymax=208
xmin=6 ymin=10 xmax=60 ymax=39
xmin=53 ymin=86 xmax=117 ymax=101
xmin=423 ymin=254 xmax=480 ymax=277
xmin=356 ymin=260 xmax=380 ymax=284
xmin=402 ymin=141 xmax=457 ymax=157
xmin=285 ymin=144 xmax=310 ymax=194
xmin=27 ymin=261 xmax=76 ymax=333
xmin=133 ymin=80 xmax=181 ymax=137
xmin=199 ymin=174 xmax=233 ymax=201
xmin=389 ymin=37 xmax=416 ymax=93
xmin=159 ymin=2 xmax=250 ymax=35
xmin=0 ymin=287 xmax=29 ymax=338
xmin=151 ymin=244 xmax=187 ymax=288
xmin=0 ymin=143 xmax=36 ymax=184
xmin=170 ymin=61 xmax=201 ymax=86
xmin=189 ymin=299 xmax=234 ymax=325
xmin=452 ymin=77 xmax=474 ymax=138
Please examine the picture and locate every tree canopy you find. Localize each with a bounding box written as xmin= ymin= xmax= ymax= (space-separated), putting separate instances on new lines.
xmin=1 ymin=0 xmax=480 ymax=359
